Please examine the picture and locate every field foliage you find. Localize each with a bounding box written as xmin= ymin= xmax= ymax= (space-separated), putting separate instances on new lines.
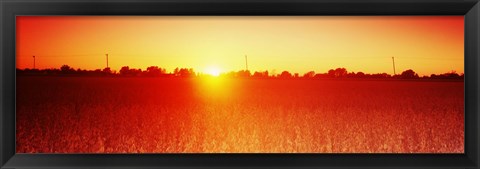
xmin=16 ymin=77 xmax=464 ymax=153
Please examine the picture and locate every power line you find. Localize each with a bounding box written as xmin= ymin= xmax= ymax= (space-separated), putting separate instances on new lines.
xmin=392 ymin=56 xmax=396 ymax=75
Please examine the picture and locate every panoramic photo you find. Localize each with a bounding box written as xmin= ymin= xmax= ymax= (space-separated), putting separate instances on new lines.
xmin=16 ymin=16 xmax=464 ymax=153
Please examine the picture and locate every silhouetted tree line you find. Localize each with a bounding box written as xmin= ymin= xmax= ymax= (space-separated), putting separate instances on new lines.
xmin=17 ymin=65 xmax=116 ymax=77
xmin=17 ymin=65 xmax=464 ymax=80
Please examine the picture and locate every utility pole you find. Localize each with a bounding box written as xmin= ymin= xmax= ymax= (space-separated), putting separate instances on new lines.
xmin=245 ymin=55 xmax=248 ymax=71
xmin=392 ymin=56 xmax=396 ymax=75
xmin=33 ymin=55 xmax=35 ymax=69
xmin=106 ymin=54 xmax=109 ymax=68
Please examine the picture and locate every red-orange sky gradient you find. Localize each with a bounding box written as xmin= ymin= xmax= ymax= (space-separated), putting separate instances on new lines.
xmin=16 ymin=16 xmax=464 ymax=76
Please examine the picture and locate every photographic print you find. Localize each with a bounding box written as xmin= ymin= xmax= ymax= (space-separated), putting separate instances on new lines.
xmin=16 ymin=16 xmax=464 ymax=153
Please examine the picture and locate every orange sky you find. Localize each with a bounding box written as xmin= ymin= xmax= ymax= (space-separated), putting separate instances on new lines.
xmin=16 ymin=16 xmax=464 ymax=76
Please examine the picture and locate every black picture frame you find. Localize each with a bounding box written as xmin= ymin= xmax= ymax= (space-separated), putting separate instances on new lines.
xmin=1 ymin=0 xmax=479 ymax=168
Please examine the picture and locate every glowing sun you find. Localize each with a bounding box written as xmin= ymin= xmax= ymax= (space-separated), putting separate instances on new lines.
xmin=205 ymin=67 xmax=221 ymax=77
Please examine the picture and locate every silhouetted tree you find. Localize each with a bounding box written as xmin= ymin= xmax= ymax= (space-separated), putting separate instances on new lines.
xmin=346 ymin=72 xmax=356 ymax=78
xmin=103 ymin=67 xmax=112 ymax=74
xmin=334 ymin=68 xmax=348 ymax=78
xmin=222 ymin=71 xmax=237 ymax=78
xmin=327 ymin=69 xmax=335 ymax=78
xmin=356 ymin=72 xmax=365 ymax=78
xmin=60 ymin=65 xmax=70 ymax=72
xmin=400 ymin=69 xmax=419 ymax=79
xmin=237 ymin=70 xmax=251 ymax=78
xmin=303 ymin=71 xmax=315 ymax=78
xmin=175 ymin=68 xmax=195 ymax=77
xmin=430 ymin=71 xmax=462 ymax=79
xmin=370 ymin=73 xmax=391 ymax=78
xmin=118 ymin=66 xmax=141 ymax=76
xmin=130 ymin=68 xmax=142 ymax=76
xmin=174 ymin=67 xmax=180 ymax=76
xmin=442 ymin=71 xmax=460 ymax=79
xmin=314 ymin=73 xmax=329 ymax=78
xmin=253 ymin=71 xmax=269 ymax=78
xmin=146 ymin=66 xmax=166 ymax=77
xmin=21 ymin=65 xmax=466 ymax=80
xmin=279 ymin=71 xmax=292 ymax=78
xmin=94 ymin=69 xmax=102 ymax=75
xmin=60 ymin=65 xmax=74 ymax=74
xmin=120 ymin=66 xmax=130 ymax=76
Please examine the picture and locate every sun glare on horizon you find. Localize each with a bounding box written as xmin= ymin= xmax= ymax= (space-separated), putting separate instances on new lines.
xmin=205 ymin=67 xmax=221 ymax=77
